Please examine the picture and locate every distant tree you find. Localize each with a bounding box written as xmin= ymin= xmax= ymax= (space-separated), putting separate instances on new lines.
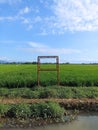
xmin=65 ymin=62 xmax=70 ymax=64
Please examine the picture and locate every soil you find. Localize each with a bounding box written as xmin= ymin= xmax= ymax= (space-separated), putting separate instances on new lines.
xmin=0 ymin=98 xmax=98 ymax=111
xmin=0 ymin=98 xmax=98 ymax=128
xmin=0 ymin=98 xmax=98 ymax=104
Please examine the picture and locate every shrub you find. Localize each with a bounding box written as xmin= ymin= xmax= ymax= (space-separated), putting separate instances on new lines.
xmin=0 ymin=88 xmax=9 ymax=97
xmin=39 ymin=89 xmax=58 ymax=98
xmin=16 ymin=104 xmax=31 ymax=118
xmin=30 ymin=102 xmax=65 ymax=119
xmin=0 ymin=102 xmax=65 ymax=121
xmin=8 ymin=104 xmax=31 ymax=119
xmin=57 ymin=88 xmax=73 ymax=98
xmin=0 ymin=104 xmax=10 ymax=117
xmin=30 ymin=103 xmax=40 ymax=118
xmin=47 ymin=102 xmax=65 ymax=118
xmin=7 ymin=104 xmax=16 ymax=118
xmin=22 ymin=90 xmax=40 ymax=99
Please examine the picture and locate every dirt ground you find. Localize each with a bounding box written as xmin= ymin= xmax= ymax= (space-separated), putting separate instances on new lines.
xmin=0 ymin=98 xmax=98 ymax=105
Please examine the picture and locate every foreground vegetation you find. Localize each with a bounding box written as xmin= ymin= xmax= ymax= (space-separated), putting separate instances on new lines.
xmin=0 ymin=86 xmax=98 ymax=99
xmin=1 ymin=64 xmax=98 ymax=128
xmin=0 ymin=102 xmax=77 ymax=128
xmin=0 ymin=102 xmax=65 ymax=119
xmin=1 ymin=64 xmax=98 ymax=87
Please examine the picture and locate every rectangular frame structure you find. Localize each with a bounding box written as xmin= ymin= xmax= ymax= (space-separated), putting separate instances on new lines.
xmin=37 ymin=56 xmax=60 ymax=86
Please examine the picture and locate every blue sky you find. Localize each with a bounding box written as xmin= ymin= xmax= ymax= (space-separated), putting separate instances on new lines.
xmin=1 ymin=0 xmax=98 ymax=63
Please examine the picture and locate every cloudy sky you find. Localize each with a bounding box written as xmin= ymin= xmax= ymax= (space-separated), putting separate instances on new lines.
xmin=1 ymin=0 xmax=98 ymax=63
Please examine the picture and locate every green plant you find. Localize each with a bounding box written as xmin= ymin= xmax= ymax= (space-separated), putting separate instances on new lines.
xmin=47 ymin=102 xmax=65 ymax=118
xmin=8 ymin=104 xmax=31 ymax=119
xmin=57 ymin=88 xmax=73 ymax=98
xmin=0 ymin=104 xmax=10 ymax=117
xmin=16 ymin=104 xmax=31 ymax=118
xmin=39 ymin=89 xmax=58 ymax=98
xmin=0 ymin=88 xmax=9 ymax=96
xmin=30 ymin=102 xmax=65 ymax=119
xmin=22 ymin=90 xmax=40 ymax=99
xmin=1 ymin=64 xmax=98 ymax=87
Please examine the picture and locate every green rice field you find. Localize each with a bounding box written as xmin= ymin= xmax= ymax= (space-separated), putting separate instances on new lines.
xmin=1 ymin=64 xmax=98 ymax=88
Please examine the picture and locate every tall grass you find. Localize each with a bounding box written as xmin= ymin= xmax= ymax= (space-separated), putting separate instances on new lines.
xmin=0 ymin=102 xmax=65 ymax=119
xmin=0 ymin=87 xmax=98 ymax=99
xmin=1 ymin=64 xmax=98 ymax=87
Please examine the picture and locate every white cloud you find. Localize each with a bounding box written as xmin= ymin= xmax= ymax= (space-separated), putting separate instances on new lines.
xmin=0 ymin=7 xmax=31 ymax=24
xmin=0 ymin=4 xmax=41 ymax=31
xmin=0 ymin=40 xmax=16 ymax=44
xmin=0 ymin=56 xmax=10 ymax=61
xmin=28 ymin=42 xmax=81 ymax=55
xmin=52 ymin=0 xmax=98 ymax=32
xmin=34 ymin=16 xmax=42 ymax=23
xmin=22 ymin=18 xmax=30 ymax=24
xmin=26 ymin=25 xmax=33 ymax=30
xmin=0 ymin=0 xmax=21 ymax=5
xmin=19 ymin=7 xmax=31 ymax=15
xmin=1 ymin=0 xmax=98 ymax=33
xmin=0 ymin=16 xmax=16 ymax=21
xmin=28 ymin=42 xmax=48 ymax=48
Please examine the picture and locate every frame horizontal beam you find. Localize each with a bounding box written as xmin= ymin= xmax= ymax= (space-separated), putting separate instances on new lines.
xmin=38 ymin=56 xmax=58 ymax=59
xmin=38 ymin=69 xmax=58 ymax=71
xmin=37 ymin=56 xmax=60 ymax=86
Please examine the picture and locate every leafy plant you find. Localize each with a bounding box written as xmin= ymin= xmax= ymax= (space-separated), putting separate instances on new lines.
xmin=39 ymin=88 xmax=58 ymax=98
xmin=15 ymin=104 xmax=31 ymax=118
xmin=0 ymin=104 xmax=10 ymax=117
xmin=30 ymin=102 xmax=65 ymax=119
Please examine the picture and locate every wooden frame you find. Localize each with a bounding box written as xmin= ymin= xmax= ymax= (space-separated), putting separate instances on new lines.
xmin=37 ymin=56 xmax=60 ymax=86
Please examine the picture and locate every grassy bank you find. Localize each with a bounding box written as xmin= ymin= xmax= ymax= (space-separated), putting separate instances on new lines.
xmin=0 ymin=102 xmax=76 ymax=128
xmin=0 ymin=102 xmax=65 ymax=119
xmin=1 ymin=64 xmax=98 ymax=87
xmin=0 ymin=87 xmax=98 ymax=99
xmin=1 ymin=64 xmax=98 ymax=128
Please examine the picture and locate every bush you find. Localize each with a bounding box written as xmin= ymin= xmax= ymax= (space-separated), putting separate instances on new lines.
xmin=47 ymin=102 xmax=65 ymax=118
xmin=39 ymin=89 xmax=58 ymax=98
xmin=30 ymin=102 xmax=65 ymax=119
xmin=5 ymin=102 xmax=65 ymax=119
xmin=0 ymin=104 xmax=10 ymax=117
xmin=7 ymin=104 xmax=16 ymax=118
xmin=0 ymin=88 xmax=9 ymax=97
xmin=8 ymin=104 xmax=31 ymax=119
xmin=57 ymin=88 xmax=73 ymax=98
xmin=16 ymin=104 xmax=31 ymax=119
xmin=22 ymin=90 xmax=40 ymax=99
xmin=30 ymin=103 xmax=41 ymax=118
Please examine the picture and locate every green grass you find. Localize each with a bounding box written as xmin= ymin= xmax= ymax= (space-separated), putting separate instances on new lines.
xmin=0 ymin=102 xmax=65 ymax=119
xmin=1 ymin=64 xmax=98 ymax=87
xmin=0 ymin=87 xmax=98 ymax=99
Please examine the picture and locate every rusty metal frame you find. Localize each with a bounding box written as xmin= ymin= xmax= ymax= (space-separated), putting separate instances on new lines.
xmin=37 ymin=56 xmax=60 ymax=86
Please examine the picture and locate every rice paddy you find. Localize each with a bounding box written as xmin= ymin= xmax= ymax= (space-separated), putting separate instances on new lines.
xmin=1 ymin=64 xmax=98 ymax=88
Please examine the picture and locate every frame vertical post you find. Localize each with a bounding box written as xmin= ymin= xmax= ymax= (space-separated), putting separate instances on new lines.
xmin=56 ymin=56 xmax=60 ymax=86
xmin=37 ymin=56 xmax=60 ymax=86
xmin=37 ymin=56 xmax=40 ymax=86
